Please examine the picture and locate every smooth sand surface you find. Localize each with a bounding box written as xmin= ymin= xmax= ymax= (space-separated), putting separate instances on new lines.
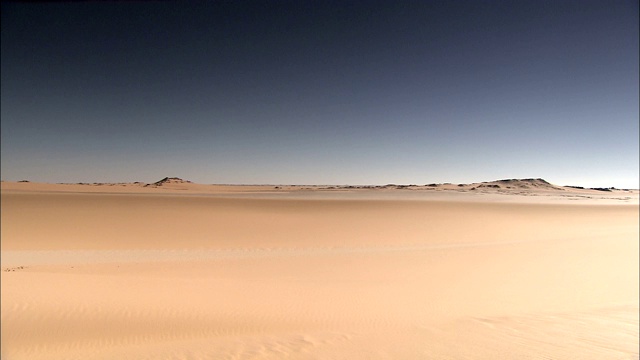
xmin=1 ymin=181 xmax=638 ymax=359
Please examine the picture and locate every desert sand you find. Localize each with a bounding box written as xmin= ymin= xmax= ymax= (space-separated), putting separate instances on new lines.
xmin=1 ymin=178 xmax=638 ymax=359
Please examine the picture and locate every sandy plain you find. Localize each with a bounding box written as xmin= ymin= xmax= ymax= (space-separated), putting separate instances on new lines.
xmin=1 ymin=179 xmax=638 ymax=359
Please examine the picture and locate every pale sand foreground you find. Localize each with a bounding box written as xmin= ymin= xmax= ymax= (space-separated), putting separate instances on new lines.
xmin=1 ymin=182 xmax=638 ymax=359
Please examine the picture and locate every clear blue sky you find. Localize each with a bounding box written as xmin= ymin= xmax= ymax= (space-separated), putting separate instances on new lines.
xmin=2 ymin=1 xmax=638 ymax=188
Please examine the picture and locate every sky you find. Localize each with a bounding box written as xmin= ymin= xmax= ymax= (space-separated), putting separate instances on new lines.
xmin=1 ymin=0 xmax=638 ymax=188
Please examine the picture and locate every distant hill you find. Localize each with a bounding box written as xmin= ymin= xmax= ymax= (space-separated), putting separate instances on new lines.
xmin=144 ymin=177 xmax=192 ymax=187
xmin=471 ymin=178 xmax=563 ymax=191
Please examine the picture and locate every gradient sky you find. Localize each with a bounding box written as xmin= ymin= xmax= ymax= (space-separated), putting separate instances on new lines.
xmin=2 ymin=1 xmax=638 ymax=187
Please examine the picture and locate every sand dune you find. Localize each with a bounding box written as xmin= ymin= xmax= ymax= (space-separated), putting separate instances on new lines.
xmin=1 ymin=180 xmax=638 ymax=359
